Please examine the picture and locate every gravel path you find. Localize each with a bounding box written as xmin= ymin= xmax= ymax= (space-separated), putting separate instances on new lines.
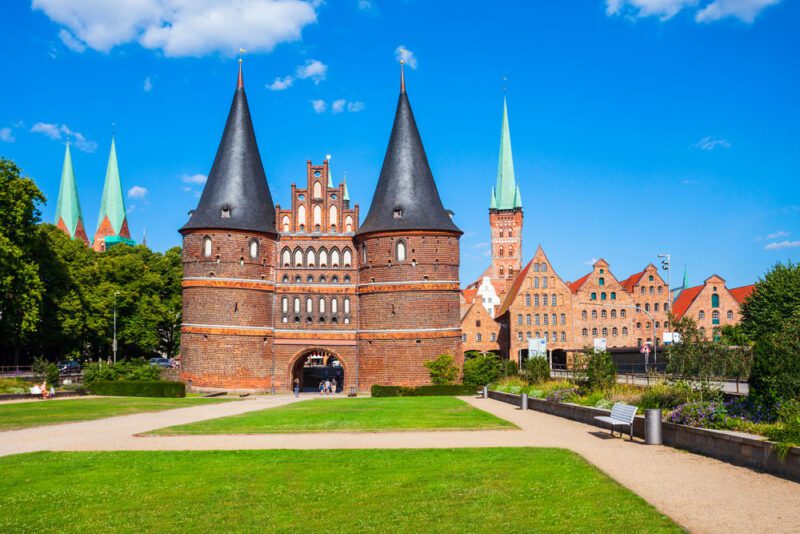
xmin=2 ymin=394 xmax=798 ymax=533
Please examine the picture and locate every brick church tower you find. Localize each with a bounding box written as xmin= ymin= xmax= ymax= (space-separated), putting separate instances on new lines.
xmin=488 ymin=97 xmax=523 ymax=294
xmin=179 ymin=61 xmax=279 ymax=389
xmin=355 ymin=64 xmax=463 ymax=386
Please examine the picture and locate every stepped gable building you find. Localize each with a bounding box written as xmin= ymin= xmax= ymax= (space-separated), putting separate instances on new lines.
xmin=179 ymin=62 xmax=461 ymax=391
xmin=672 ymin=275 xmax=754 ymax=340
xmin=54 ymin=142 xmax=89 ymax=245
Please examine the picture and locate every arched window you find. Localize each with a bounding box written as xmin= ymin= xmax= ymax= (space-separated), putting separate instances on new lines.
xmin=331 ymin=249 xmax=340 ymax=267
xmin=282 ymin=216 xmax=290 ymax=233
xmin=331 ymin=298 xmax=338 ymax=314
xmin=331 ymin=275 xmax=339 ymax=284
xmin=508 ymin=247 xmax=514 ymax=257
xmin=534 ymin=314 xmax=540 ymax=325
xmin=620 ymin=309 xmax=626 ymax=318
xmin=551 ymin=294 xmax=557 ymax=306
xmin=343 ymin=248 xmax=352 ymax=267
xmin=499 ymin=246 xmax=504 ymax=258
xmin=533 ymin=277 xmax=539 ymax=288
xmin=699 ymin=310 xmax=705 ymax=319
xmin=344 ymin=298 xmax=351 ymax=314
xmin=297 ymin=205 xmax=306 ymax=228
xmin=281 ymin=297 xmax=288 ymax=313
xmin=727 ymin=310 xmax=734 ymax=320
xmin=582 ymin=328 xmax=588 ymax=337
xmin=526 ymin=314 xmax=531 ymax=325
xmin=542 ymin=277 xmax=548 ymax=289
xmin=295 ymin=275 xmax=301 ymax=283
xmin=344 ymin=275 xmax=351 ymax=283
xmin=622 ymin=327 xmax=628 ymax=336
xmin=282 ymin=275 xmax=289 ymax=283
xmin=345 ymin=216 xmax=353 ymax=233
xmin=699 ymin=327 xmax=706 ymax=338
xmin=306 ymin=248 xmax=316 ymax=267
xmin=491 ymin=333 xmax=496 ymax=342
xmin=641 ymin=286 xmax=646 ymax=295
xmin=611 ymin=309 xmax=617 ymax=319
xmin=329 ymin=205 xmax=338 ymax=228
xmin=649 ymin=286 xmax=654 ymax=295
xmin=581 ymin=310 xmax=587 ymax=320
xmin=293 ymin=298 xmax=301 ymax=314
xmin=541 ymin=263 xmax=548 ymax=272
xmin=601 ymin=292 xmax=607 ymax=300
xmin=602 ymin=327 xmax=608 ymax=337
xmin=319 ymin=297 xmax=326 ymax=314
xmin=525 ymin=294 xmax=531 ymax=306
xmin=282 ymin=248 xmax=291 ymax=267
xmin=560 ymin=332 xmax=566 ymax=341
xmin=601 ymin=309 xmax=607 ymax=319
xmin=396 ymin=240 xmax=407 ymax=262
xmin=544 ymin=332 xmax=549 ymax=342
xmin=534 ymin=294 xmax=540 ymax=306
xmin=508 ymin=229 xmax=513 ymax=237
xmin=551 ymin=313 xmax=557 ymax=325
xmin=591 ymin=292 xmax=597 ymax=300
xmin=203 ymin=236 xmax=212 ymax=258
xmin=712 ymin=310 xmax=720 ymax=321
xmin=591 ymin=310 xmax=597 ymax=319
xmin=636 ymin=322 xmax=642 ymax=329
xmin=294 ymin=249 xmax=303 ymax=267
xmin=499 ymin=266 xmax=504 ymax=276
xmin=534 ymin=263 xmax=539 ymax=272
xmin=592 ymin=327 xmax=598 ymax=337
xmin=500 ymin=230 xmax=504 ymax=238
xmin=599 ymin=277 xmax=605 ymax=286
xmin=307 ymin=275 xmax=314 ymax=283
xmin=319 ymin=248 xmax=328 ymax=267
xmin=306 ymin=298 xmax=313 ymax=314
xmin=543 ymin=314 xmax=548 ymax=325
xmin=612 ymin=327 xmax=618 ymax=336
xmin=541 ymin=294 xmax=548 ymax=307
xmin=313 ymin=205 xmax=322 ymax=229
xmin=711 ymin=294 xmax=720 ymax=308
xmin=313 ymin=181 xmax=322 ymax=198
xmin=658 ymin=286 xmax=663 ymax=294
xmin=517 ymin=314 xmax=523 ymax=325
xmin=611 ymin=292 xmax=616 ymax=300
xmin=560 ymin=313 xmax=566 ymax=324
xmin=319 ymin=275 xmax=326 ymax=283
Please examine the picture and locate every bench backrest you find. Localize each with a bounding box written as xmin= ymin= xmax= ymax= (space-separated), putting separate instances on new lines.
xmin=609 ymin=403 xmax=637 ymax=423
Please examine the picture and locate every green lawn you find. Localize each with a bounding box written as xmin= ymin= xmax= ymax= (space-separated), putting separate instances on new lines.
xmin=151 ymin=396 xmax=516 ymax=434
xmin=0 ymin=449 xmax=681 ymax=533
xmin=0 ymin=397 xmax=234 ymax=432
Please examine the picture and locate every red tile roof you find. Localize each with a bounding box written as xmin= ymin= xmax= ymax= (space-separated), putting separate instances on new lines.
xmin=568 ymin=272 xmax=591 ymax=294
xmin=671 ymin=284 xmax=704 ymax=320
xmin=730 ymin=284 xmax=755 ymax=304
xmin=620 ymin=270 xmax=645 ymax=293
xmin=461 ymin=287 xmax=478 ymax=304
xmin=496 ymin=259 xmax=533 ymax=317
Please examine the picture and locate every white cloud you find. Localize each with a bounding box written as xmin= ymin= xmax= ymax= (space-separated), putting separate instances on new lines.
xmin=583 ymin=257 xmax=599 ymax=265
xmin=358 ymin=0 xmax=373 ymax=9
xmin=0 ymin=127 xmax=14 ymax=143
xmin=295 ymin=59 xmax=327 ymax=84
xmin=696 ymin=0 xmax=781 ymax=22
xmin=181 ymin=173 xmax=207 ymax=184
xmin=767 ymin=230 xmax=790 ymax=239
xmin=311 ymin=99 xmax=327 ymax=113
xmin=127 ymin=185 xmax=148 ymax=200
xmin=605 ymin=0 xmax=781 ymax=22
xmin=143 ymin=76 xmax=153 ymax=92
xmin=347 ymin=101 xmax=365 ymax=112
xmin=693 ymin=135 xmax=731 ymax=151
xmin=33 ymin=0 xmax=318 ymax=57
xmin=395 ymin=45 xmax=417 ymax=69
xmin=30 ymin=122 xmax=97 ymax=152
xmin=331 ymin=99 xmax=346 ymax=114
xmin=267 ymin=75 xmax=294 ymax=90
xmin=765 ymin=240 xmax=800 ymax=250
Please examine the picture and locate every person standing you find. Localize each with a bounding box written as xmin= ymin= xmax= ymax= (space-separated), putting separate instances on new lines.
xmin=324 ymin=378 xmax=331 ymax=397
xmin=293 ymin=378 xmax=300 ymax=398
xmin=319 ymin=380 xmax=324 ymax=396
xmin=331 ymin=378 xmax=338 ymax=397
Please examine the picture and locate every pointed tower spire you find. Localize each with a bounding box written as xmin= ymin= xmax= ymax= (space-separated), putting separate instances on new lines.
xmin=513 ymin=184 xmax=522 ymax=209
xmin=181 ymin=60 xmax=277 ymax=235
xmin=493 ymin=96 xmax=518 ymax=210
xmin=490 ymin=187 xmax=497 ymax=209
xmin=342 ymin=174 xmax=350 ymax=203
xmin=326 ymin=154 xmax=335 ymax=187
xmin=93 ymin=136 xmax=131 ymax=251
xmin=55 ymin=142 xmax=89 ymax=244
xmin=356 ymin=66 xmax=460 ymax=236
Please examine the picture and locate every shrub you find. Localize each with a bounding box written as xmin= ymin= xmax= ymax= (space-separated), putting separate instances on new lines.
xmin=524 ymin=357 xmax=550 ymax=384
xmin=546 ymin=387 xmax=578 ymax=403
xmin=0 ymin=377 xmax=33 ymax=394
xmin=462 ymin=354 xmax=503 ymax=386
xmin=32 ymin=357 xmax=60 ymax=388
xmin=370 ymin=384 xmax=477 ymax=397
xmin=83 ymin=359 xmax=161 ymax=385
xmin=667 ymin=401 xmax=727 ymax=428
xmin=586 ymin=350 xmax=616 ymax=391
xmin=89 ymin=380 xmax=185 ymax=398
xmin=749 ymin=312 xmax=800 ymax=411
xmin=424 ymin=353 xmax=459 ymax=385
xmin=638 ymin=383 xmax=686 ymax=411
xmin=764 ymin=400 xmax=800 ymax=458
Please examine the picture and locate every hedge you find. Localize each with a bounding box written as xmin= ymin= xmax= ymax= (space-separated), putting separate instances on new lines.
xmin=371 ymin=384 xmax=478 ymax=397
xmin=88 ymin=380 xmax=186 ymax=398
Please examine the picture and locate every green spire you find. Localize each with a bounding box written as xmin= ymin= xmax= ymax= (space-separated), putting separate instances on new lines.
xmin=55 ymin=143 xmax=84 ymax=238
xmin=493 ymin=96 xmax=519 ymax=210
xmin=97 ymin=137 xmax=128 ymax=234
xmin=513 ymin=184 xmax=522 ymax=208
xmin=327 ymin=163 xmax=335 ymax=188
xmin=342 ymin=175 xmax=350 ymax=202
xmin=490 ymin=187 xmax=497 ymax=209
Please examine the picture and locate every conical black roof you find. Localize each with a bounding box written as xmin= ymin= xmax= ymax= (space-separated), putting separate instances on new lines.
xmin=356 ymin=88 xmax=461 ymax=237
xmin=180 ymin=64 xmax=277 ymax=236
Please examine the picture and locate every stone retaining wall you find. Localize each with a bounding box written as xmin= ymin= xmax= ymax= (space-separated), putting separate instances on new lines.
xmin=488 ymin=390 xmax=800 ymax=483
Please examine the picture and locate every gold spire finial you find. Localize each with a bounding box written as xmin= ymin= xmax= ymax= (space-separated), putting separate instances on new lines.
xmin=400 ymin=58 xmax=405 ymax=94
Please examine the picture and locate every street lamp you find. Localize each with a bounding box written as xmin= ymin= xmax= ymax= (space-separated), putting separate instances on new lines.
xmin=113 ymin=290 xmax=120 ymax=364
xmin=658 ymin=253 xmax=671 ymax=312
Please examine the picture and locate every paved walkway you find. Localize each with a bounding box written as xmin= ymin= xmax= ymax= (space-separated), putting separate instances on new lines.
xmin=1 ymin=395 xmax=798 ymax=533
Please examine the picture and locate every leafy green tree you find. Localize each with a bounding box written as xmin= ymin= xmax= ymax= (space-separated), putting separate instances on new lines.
xmin=740 ymin=262 xmax=800 ymax=340
xmin=462 ymin=353 xmax=503 ymax=386
xmin=585 ymin=349 xmax=617 ymax=391
xmin=524 ymin=356 xmax=550 ymax=384
xmin=0 ymin=159 xmax=45 ymax=365
xmin=749 ymin=311 xmax=800 ymax=411
xmin=424 ymin=353 xmax=459 ymax=385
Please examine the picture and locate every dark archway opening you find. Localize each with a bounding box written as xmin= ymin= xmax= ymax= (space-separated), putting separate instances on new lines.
xmin=292 ymin=349 xmax=344 ymax=392
xmin=551 ymin=349 xmax=567 ymax=370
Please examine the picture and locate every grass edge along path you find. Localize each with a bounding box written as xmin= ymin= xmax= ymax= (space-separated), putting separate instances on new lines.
xmin=149 ymin=396 xmax=517 ymax=435
xmin=0 ymin=396 xmax=235 ymax=432
xmin=0 ymin=448 xmax=682 ymax=533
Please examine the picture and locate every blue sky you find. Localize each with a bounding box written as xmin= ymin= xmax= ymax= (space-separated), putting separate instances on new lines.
xmin=1 ymin=0 xmax=797 ymax=288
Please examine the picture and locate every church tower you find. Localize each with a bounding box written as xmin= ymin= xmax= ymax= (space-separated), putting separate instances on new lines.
xmin=355 ymin=64 xmax=463 ymax=387
xmin=54 ymin=142 xmax=89 ymax=245
xmin=179 ymin=61 xmax=279 ymax=390
xmin=489 ymin=96 xmax=523 ymax=294
xmin=92 ymin=137 xmax=133 ymax=251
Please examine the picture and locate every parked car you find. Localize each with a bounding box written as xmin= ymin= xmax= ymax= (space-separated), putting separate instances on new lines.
xmin=57 ymin=360 xmax=82 ymax=374
xmin=149 ymin=357 xmax=172 ymax=369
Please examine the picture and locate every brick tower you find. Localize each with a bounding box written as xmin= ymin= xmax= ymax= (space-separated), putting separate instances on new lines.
xmin=92 ymin=137 xmax=133 ymax=251
xmin=54 ymin=141 xmax=89 ymax=245
xmin=488 ymin=96 xmax=523 ymax=294
xmin=179 ymin=61 xmax=279 ymax=390
xmin=355 ymin=64 xmax=463 ymax=387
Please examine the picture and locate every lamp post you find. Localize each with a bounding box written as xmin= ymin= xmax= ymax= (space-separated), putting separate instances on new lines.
xmin=113 ymin=290 xmax=120 ymax=364
xmin=658 ymin=253 xmax=671 ymax=312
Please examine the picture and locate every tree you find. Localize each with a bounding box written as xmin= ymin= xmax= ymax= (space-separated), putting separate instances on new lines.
xmin=749 ymin=311 xmax=800 ymax=411
xmin=524 ymin=356 xmax=550 ymax=384
xmin=0 ymin=159 xmax=45 ymax=365
xmin=462 ymin=353 xmax=503 ymax=386
xmin=424 ymin=353 xmax=458 ymax=385
xmin=585 ymin=349 xmax=617 ymax=390
xmin=740 ymin=262 xmax=800 ymax=340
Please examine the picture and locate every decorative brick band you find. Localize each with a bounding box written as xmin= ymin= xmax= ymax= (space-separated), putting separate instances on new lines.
xmin=358 ymin=327 xmax=462 ymax=340
xmin=274 ymin=329 xmax=357 ymax=341
xmin=357 ymin=282 xmax=460 ymax=294
xmin=182 ymin=278 xmax=276 ymax=292
xmin=182 ymin=324 xmax=274 ymax=337
xmin=276 ymin=285 xmax=356 ymax=295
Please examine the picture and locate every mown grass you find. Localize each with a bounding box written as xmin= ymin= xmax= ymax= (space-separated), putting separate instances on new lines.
xmin=151 ymin=396 xmax=516 ymax=434
xmin=0 ymin=396 xmax=234 ymax=431
xmin=0 ymin=448 xmax=682 ymax=533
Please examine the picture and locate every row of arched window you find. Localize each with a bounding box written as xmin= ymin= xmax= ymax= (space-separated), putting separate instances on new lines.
xmin=582 ymin=309 xmax=627 ymax=320
xmin=202 ymin=236 xmax=261 ymax=260
xmin=281 ymin=206 xmax=355 ymax=234
xmin=589 ymin=291 xmax=617 ymax=301
xmin=581 ymin=327 xmax=629 ymax=337
xmin=636 ymin=302 xmax=669 ymax=313
xmin=531 ymin=277 xmax=552 ymax=289
xmin=498 ymin=229 xmax=514 ymax=238
xmin=498 ymin=266 xmax=515 ymax=277
xmin=280 ymin=296 xmax=351 ymax=324
xmin=640 ymin=285 xmax=664 ymax=295
xmin=281 ymin=247 xmax=353 ymax=269
xmin=533 ymin=262 xmax=548 ymax=272
xmin=524 ymin=294 xmax=558 ymax=307
xmin=280 ymin=274 xmax=351 ymax=284
xmin=635 ymin=321 xmax=667 ymax=330
xmin=518 ymin=313 xmax=566 ymax=326
xmin=698 ymin=310 xmax=732 ymax=320
xmin=498 ymin=246 xmax=514 ymax=257
xmin=517 ymin=331 xmax=564 ymax=342
xmin=468 ymin=332 xmax=497 ymax=342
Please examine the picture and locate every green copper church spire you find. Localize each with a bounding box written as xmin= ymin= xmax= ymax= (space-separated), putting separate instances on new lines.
xmin=54 ymin=142 xmax=88 ymax=243
xmin=97 ymin=137 xmax=127 ymax=234
xmin=492 ymin=96 xmax=520 ymax=210
xmin=342 ymin=175 xmax=350 ymax=202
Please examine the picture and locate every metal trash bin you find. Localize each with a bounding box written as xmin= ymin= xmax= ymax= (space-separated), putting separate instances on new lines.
xmin=520 ymin=393 xmax=528 ymax=411
xmin=482 ymin=386 xmax=488 ymax=399
xmin=645 ymin=409 xmax=663 ymax=445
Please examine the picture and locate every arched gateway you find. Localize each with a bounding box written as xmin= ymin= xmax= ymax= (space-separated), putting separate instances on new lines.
xmin=291 ymin=349 xmax=344 ymax=393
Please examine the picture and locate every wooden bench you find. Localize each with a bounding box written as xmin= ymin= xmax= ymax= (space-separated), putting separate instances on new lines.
xmin=594 ymin=403 xmax=637 ymax=441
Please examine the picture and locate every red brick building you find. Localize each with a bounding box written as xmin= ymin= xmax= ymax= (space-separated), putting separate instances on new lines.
xmin=672 ymin=275 xmax=754 ymax=340
xmin=179 ymin=63 xmax=461 ymax=392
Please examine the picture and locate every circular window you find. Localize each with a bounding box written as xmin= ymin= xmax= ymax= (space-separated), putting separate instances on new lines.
xmin=298 ymin=194 xmax=305 ymax=201
xmin=331 ymin=194 xmax=337 ymax=200
xmin=314 ymin=171 xmax=321 ymax=177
